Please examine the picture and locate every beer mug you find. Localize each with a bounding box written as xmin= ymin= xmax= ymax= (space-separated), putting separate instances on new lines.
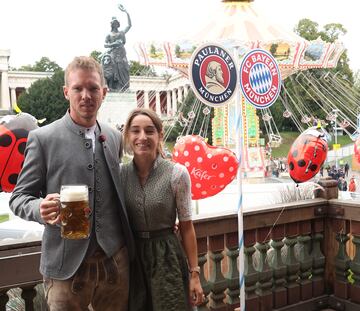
xmin=60 ymin=185 xmax=90 ymax=239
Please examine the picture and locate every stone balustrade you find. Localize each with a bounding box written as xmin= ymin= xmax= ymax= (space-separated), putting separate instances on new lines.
xmin=1 ymin=178 xmax=360 ymax=311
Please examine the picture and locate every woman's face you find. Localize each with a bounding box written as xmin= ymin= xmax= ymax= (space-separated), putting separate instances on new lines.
xmin=127 ymin=114 xmax=161 ymax=159
xmin=111 ymin=19 xmax=120 ymax=30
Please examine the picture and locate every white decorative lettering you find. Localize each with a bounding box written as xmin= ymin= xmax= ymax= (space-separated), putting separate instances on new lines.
xmin=191 ymin=167 xmax=214 ymax=180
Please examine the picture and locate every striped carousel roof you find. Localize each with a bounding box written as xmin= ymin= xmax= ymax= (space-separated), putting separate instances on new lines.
xmin=184 ymin=1 xmax=305 ymax=45
xmin=135 ymin=0 xmax=344 ymax=77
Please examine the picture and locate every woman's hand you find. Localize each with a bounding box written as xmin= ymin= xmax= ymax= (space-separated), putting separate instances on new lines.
xmin=189 ymin=272 xmax=205 ymax=306
xmin=118 ymin=4 xmax=126 ymax=12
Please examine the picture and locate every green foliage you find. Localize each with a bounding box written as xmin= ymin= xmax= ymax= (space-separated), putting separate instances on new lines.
xmin=267 ymin=131 xmax=353 ymax=159
xmin=348 ymin=269 xmax=355 ymax=284
xmin=259 ymin=97 xmax=296 ymax=133
xmin=150 ymin=44 xmax=156 ymax=56
xmin=268 ymin=18 xmax=355 ymax=134
xmin=269 ymin=131 xmax=299 ymax=158
xmin=294 ymin=19 xmax=320 ymax=41
xmin=90 ymin=50 xmax=102 ymax=63
xmin=0 ymin=214 xmax=9 ymax=223
xmin=294 ymin=18 xmax=352 ymax=82
xmin=175 ymin=45 xmax=181 ymax=58
xmin=322 ymin=23 xmax=347 ymax=42
xmin=294 ymin=19 xmax=347 ymax=42
xmin=270 ymin=43 xmax=278 ymax=56
xmin=165 ymin=90 xmax=213 ymax=144
xmin=328 ymin=133 xmax=353 ymax=147
xmin=17 ymin=57 xmax=62 ymax=72
xmin=17 ymin=70 xmax=68 ymax=125
xmin=129 ymin=60 xmax=156 ymax=76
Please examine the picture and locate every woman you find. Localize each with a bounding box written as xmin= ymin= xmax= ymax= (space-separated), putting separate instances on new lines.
xmin=103 ymin=4 xmax=131 ymax=91
xmin=120 ymin=108 xmax=204 ymax=310
xmin=349 ymin=177 xmax=356 ymax=192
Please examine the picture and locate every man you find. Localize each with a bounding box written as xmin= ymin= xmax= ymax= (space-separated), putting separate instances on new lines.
xmin=344 ymin=162 xmax=350 ymax=177
xmin=337 ymin=177 xmax=347 ymax=191
xmin=205 ymin=60 xmax=226 ymax=94
xmin=10 ymin=56 xmax=140 ymax=310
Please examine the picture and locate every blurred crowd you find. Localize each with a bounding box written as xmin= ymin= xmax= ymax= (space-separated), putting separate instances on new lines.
xmin=325 ymin=163 xmax=357 ymax=193
xmin=266 ymin=157 xmax=288 ymax=177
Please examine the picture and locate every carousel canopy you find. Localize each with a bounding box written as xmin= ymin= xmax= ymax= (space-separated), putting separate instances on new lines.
xmin=135 ymin=0 xmax=344 ymax=79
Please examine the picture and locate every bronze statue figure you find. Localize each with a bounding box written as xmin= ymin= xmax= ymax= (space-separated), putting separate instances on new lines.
xmin=103 ymin=4 xmax=131 ymax=92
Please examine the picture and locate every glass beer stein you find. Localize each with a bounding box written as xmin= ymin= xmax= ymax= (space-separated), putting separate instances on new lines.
xmin=60 ymin=185 xmax=90 ymax=239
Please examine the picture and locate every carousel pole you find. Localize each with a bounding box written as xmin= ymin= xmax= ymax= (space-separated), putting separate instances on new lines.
xmin=234 ymin=47 xmax=246 ymax=311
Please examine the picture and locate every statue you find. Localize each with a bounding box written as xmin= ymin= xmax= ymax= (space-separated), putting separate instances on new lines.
xmin=102 ymin=4 xmax=131 ymax=92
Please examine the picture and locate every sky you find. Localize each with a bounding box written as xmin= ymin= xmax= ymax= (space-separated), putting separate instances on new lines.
xmin=1 ymin=0 xmax=359 ymax=72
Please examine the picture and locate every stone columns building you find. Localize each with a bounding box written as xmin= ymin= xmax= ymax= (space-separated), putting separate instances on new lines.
xmin=0 ymin=50 xmax=11 ymax=110
xmin=0 ymin=49 xmax=190 ymax=122
xmin=0 ymin=49 xmax=52 ymax=113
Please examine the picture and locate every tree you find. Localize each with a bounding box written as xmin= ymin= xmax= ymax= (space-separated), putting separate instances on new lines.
xmin=90 ymin=50 xmax=102 ymax=63
xmin=17 ymin=70 xmax=68 ymax=124
xmin=17 ymin=57 xmax=62 ymax=72
xmin=270 ymin=43 xmax=278 ymax=57
xmin=129 ymin=60 xmax=156 ymax=76
xmin=294 ymin=19 xmax=320 ymax=41
xmin=150 ymin=44 xmax=156 ymax=56
xmin=272 ymin=18 xmax=354 ymax=133
xmin=175 ymin=45 xmax=181 ymax=58
xmin=294 ymin=19 xmax=352 ymax=83
xmin=165 ymin=90 xmax=213 ymax=144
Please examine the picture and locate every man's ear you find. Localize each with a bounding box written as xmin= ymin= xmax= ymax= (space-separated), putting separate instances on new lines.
xmin=63 ymin=86 xmax=69 ymax=100
xmin=102 ymin=87 xmax=107 ymax=100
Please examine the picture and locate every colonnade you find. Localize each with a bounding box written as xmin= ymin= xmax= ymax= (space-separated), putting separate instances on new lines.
xmin=140 ymin=84 xmax=190 ymax=117
xmin=0 ymin=50 xmax=10 ymax=110
xmin=0 ymin=49 xmax=191 ymax=119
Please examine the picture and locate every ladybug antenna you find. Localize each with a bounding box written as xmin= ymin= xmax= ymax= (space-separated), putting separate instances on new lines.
xmin=316 ymin=120 xmax=322 ymax=129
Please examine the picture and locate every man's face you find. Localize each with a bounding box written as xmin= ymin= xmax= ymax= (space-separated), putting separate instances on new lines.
xmin=63 ymin=68 xmax=107 ymax=127
xmin=215 ymin=65 xmax=224 ymax=84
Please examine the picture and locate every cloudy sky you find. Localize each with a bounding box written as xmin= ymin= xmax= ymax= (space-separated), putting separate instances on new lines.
xmin=1 ymin=0 xmax=358 ymax=71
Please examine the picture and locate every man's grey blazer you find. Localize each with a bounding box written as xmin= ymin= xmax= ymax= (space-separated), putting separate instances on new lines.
xmin=9 ymin=112 xmax=135 ymax=279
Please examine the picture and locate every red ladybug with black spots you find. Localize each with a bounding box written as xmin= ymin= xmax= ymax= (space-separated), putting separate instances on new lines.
xmin=287 ymin=127 xmax=328 ymax=183
xmin=0 ymin=113 xmax=38 ymax=192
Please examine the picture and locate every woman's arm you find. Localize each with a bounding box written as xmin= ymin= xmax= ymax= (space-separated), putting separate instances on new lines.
xmin=179 ymin=220 xmax=198 ymax=272
xmin=179 ymin=220 xmax=203 ymax=306
xmin=172 ymin=163 xmax=204 ymax=305
xmin=118 ymin=4 xmax=132 ymax=36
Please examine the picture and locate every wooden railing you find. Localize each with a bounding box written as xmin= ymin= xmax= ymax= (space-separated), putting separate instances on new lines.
xmin=1 ymin=177 xmax=360 ymax=310
xmin=0 ymin=239 xmax=42 ymax=311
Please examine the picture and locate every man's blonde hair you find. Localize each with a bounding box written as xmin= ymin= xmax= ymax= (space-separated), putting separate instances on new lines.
xmin=64 ymin=56 xmax=105 ymax=86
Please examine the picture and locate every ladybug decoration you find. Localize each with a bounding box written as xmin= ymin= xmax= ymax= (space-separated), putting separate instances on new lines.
xmin=172 ymin=135 xmax=239 ymax=200
xmin=354 ymin=136 xmax=360 ymax=164
xmin=0 ymin=113 xmax=39 ymax=192
xmin=287 ymin=127 xmax=328 ymax=183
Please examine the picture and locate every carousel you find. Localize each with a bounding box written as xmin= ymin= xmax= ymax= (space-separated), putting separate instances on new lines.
xmin=134 ymin=0 xmax=347 ymax=177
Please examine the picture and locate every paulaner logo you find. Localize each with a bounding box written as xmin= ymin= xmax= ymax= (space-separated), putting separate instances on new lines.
xmin=240 ymin=49 xmax=281 ymax=109
xmin=189 ymin=43 xmax=238 ymax=107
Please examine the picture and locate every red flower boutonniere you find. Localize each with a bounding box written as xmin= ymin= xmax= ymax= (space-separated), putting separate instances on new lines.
xmin=99 ymin=134 xmax=106 ymax=143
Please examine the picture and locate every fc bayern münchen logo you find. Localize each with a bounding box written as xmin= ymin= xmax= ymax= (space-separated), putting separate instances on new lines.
xmin=239 ymin=49 xmax=281 ymax=109
xmin=189 ymin=43 xmax=238 ymax=107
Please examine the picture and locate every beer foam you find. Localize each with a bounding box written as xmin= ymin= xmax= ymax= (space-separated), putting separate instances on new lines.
xmin=60 ymin=186 xmax=88 ymax=202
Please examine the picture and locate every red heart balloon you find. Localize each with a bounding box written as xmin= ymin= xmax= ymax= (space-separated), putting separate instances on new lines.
xmin=172 ymin=135 xmax=239 ymax=200
xmin=355 ymin=136 xmax=360 ymax=164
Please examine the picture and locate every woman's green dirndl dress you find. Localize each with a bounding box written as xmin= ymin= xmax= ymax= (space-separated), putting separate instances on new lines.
xmin=121 ymin=157 xmax=192 ymax=311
